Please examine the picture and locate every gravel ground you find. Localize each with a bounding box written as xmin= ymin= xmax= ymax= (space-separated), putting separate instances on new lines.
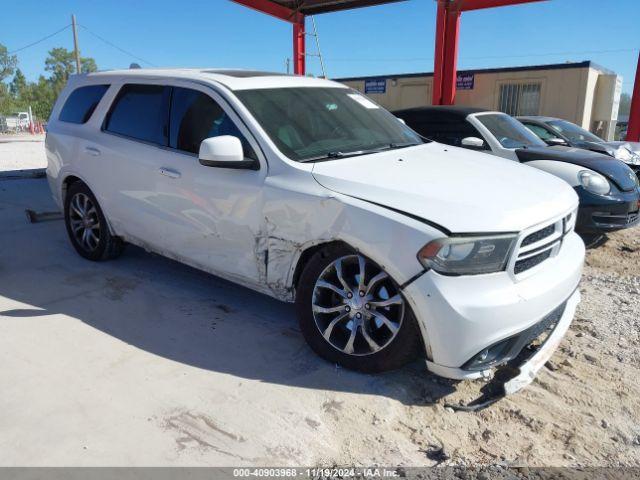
xmin=0 ymin=135 xmax=46 ymax=172
xmin=0 ymin=174 xmax=638 ymax=467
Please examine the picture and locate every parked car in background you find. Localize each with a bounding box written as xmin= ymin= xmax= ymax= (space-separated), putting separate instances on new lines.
xmin=518 ymin=116 xmax=640 ymax=173
xmin=394 ymin=106 xmax=640 ymax=234
xmin=5 ymin=112 xmax=30 ymax=132
xmin=0 ymin=115 xmax=8 ymax=134
xmin=46 ymin=69 xmax=585 ymax=391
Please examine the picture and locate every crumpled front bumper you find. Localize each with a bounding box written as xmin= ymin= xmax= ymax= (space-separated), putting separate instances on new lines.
xmin=401 ymin=231 xmax=584 ymax=383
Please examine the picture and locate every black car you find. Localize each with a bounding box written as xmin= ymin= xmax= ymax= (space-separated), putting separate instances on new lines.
xmin=394 ymin=106 xmax=640 ymax=234
xmin=518 ymin=116 xmax=640 ymax=174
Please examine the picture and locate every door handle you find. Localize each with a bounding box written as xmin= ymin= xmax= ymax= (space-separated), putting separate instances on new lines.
xmin=84 ymin=146 xmax=101 ymax=156
xmin=158 ymin=167 xmax=181 ymax=179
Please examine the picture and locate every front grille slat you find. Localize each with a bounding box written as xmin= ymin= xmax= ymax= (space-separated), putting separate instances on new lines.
xmin=514 ymin=249 xmax=552 ymax=274
xmin=521 ymin=224 xmax=555 ymax=247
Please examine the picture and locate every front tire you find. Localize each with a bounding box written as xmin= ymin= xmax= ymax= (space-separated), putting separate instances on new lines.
xmin=295 ymin=244 xmax=421 ymax=373
xmin=64 ymin=182 xmax=124 ymax=261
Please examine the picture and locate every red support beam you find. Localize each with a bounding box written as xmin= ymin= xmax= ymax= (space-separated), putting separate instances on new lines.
xmin=230 ymin=0 xmax=302 ymax=22
xmin=293 ymin=16 xmax=306 ymax=75
xmin=627 ymin=53 xmax=640 ymax=142
xmin=432 ymin=0 xmax=547 ymax=106
xmin=441 ymin=7 xmax=460 ymax=105
xmin=456 ymin=0 xmax=546 ymax=11
xmin=432 ymin=1 xmax=447 ymax=105
xmin=230 ymin=0 xmax=306 ymax=75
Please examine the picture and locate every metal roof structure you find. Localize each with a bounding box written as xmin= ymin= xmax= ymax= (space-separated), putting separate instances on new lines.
xmin=230 ymin=0 xmax=640 ymax=142
xmin=265 ymin=0 xmax=407 ymax=15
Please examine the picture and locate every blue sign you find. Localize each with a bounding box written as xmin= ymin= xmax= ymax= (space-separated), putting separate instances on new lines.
xmin=365 ymin=79 xmax=387 ymax=94
xmin=457 ymin=73 xmax=474 ymax=90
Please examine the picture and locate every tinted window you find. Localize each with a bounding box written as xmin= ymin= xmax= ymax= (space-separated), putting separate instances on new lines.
xmin=404 ymin=117 xmax=485 ymax=148
xmin=523 ymin=123 xmax=557 ymax=141
xmin=104 ymin=84 xmax=170 ymax=145
xmin=475 ymin=113 xmax=546 ymax=149
xmin=169 ymin=87 xmax=257 ymax=159
xmin=59 ymin=85 xmax=109 ymax=124
xmin=235 ymin=88 xmax=422 ymax=162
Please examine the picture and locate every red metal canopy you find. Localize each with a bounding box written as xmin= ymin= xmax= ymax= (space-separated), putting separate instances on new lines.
xmin=231 ymin=0 xmax=639 ymax=141
xmin=231 ymin=0 xmax=407 ymax=75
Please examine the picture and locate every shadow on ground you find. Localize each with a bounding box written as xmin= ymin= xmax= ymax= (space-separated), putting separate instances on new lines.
xmin=0 ymin=178 xmax=458 ymax=406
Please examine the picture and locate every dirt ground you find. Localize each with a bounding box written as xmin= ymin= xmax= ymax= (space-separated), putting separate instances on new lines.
xmin=0 ymin=169 xmax=639 ymax=467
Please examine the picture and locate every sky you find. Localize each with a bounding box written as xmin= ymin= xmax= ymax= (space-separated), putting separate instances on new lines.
xmin=1 ymin=0 xmax=639 ymax=93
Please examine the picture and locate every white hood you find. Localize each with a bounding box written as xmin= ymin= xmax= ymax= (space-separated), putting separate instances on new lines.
xmin=312 ymin=142 xmax=578 ymax=233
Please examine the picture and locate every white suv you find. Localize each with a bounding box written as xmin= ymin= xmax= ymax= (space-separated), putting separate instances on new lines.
xmin=46 ymin=69 xmax=585 ymax=391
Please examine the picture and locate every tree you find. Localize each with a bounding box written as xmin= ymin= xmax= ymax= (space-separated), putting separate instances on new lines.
xmin=81 ymin=57 xmax=97 ymax=74
xmin=10 ymin=69 xmax=27 ymax=98
xmin=45 ymin=47 xmax=98 ymax=85
xmin=44 ymin=47 xmax=76 ymax=87
xmin=619 ymin=92 xmax=631 ymax=117
xmin=0 ymin=43 xmax=18 ymax=82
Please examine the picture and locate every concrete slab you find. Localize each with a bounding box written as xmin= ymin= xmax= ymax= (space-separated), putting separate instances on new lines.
xmin=0 ymin=178 xmax=441 ymax=466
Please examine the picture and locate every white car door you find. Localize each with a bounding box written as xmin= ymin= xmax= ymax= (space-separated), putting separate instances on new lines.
xmin=149 ymin=83 xmax=268 ymax=285
xmin=94 ymin=82 xmax=173 ymax=249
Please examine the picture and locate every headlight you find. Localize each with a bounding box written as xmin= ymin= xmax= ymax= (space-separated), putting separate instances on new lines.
xmin=418 ymin=234 xmax=517 ymax=275
xmin=578 ymin=170 xmax=610 ymax=195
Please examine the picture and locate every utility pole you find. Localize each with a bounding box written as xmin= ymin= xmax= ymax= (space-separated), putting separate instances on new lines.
xmin=71 ymin=14 xmax=81 ymax=74
xmin=285 ymin=58 xmax=290 ymax=75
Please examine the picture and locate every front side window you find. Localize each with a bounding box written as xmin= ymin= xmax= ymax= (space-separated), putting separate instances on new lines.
xmin=547 ymin=119 xmax=603 ymax=143
xmin=523 ymin=122 xmax=558 ymax=141
xmin=408 ymin=118 xmax=486 ymax=148
xmin=59 ymin=84 xmax=109 ymax=124
xmin=104 ymin=84 xmax=170 ymax=145
xmin=235 ymin=87 xmax=422 ymax=162
xmin=170 ymin=87 xmax=256 ymax=159
xmin=475 ymin=113 xmax=547 ymax=149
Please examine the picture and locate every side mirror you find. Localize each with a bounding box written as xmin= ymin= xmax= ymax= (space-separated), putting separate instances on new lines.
xmin=461 ymin=137 xmax=486 ymax=149
xmin=545 ymin=137 xmax=567 ymax=146
xmin=198 ymin=136 xmax=258 ymax=170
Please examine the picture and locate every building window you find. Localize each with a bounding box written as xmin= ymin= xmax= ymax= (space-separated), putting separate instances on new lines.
xmin=498 ymin=83 xmax=541 ymax=116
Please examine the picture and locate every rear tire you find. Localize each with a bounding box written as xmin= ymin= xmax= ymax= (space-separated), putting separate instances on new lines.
xmin=64 ymin=182 xmax=124 ymax=261
xmin=295 ymin=244 xmax=421 ymax=373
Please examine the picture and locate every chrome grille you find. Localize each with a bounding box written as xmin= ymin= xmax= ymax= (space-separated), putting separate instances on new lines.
xmin=521 ymin=224 xmax=555 ymax=247
xmin=511 ymin=208 xmax=577 ymax=277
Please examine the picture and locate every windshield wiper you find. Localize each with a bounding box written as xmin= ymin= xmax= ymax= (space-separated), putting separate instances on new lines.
xmin=300 ymin=143 xmax=421 ymax=163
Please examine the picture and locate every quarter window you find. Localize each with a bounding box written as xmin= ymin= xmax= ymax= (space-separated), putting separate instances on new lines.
xmin=104 ymin=84 xmax=170 ymax=145
xmin=59 ymin=84 xmax=109 ymax=124
xmin=169 ymin=87 xmax=257 ymax=159
xmin=498 ymin=83 xmax=541 ymax=116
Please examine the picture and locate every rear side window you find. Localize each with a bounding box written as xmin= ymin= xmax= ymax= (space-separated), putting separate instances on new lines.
xmin=104 ymin=84 xmax=170 ymax=145
xmin=59 ymin=85 xmax=109 ymax=124
xmin=169 ymin=87 xmax=257 ymax=159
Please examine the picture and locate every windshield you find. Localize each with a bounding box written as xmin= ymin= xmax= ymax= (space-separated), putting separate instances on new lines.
xmin=235 ymin=87 xmax=423 ymax=161
xmin=475 ymin=113 xmax=546 ymax=149
xmin=547 ymin=119 xmax=603 ymax=143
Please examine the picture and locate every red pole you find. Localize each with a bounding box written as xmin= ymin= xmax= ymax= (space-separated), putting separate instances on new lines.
xmin=432 ymin=1 xmax=447 ymax=105
xmin=441 ymin=8 xmax=460 ymax=105
xmin=627 ymin=52 xmax=640 ymax=142
xmin=293 ymin=16 xmax=306 ymax=75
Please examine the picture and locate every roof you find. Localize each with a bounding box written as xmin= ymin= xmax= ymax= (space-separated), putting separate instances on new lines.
xmin=78 ymin=68 xmax=348 ymax=91
xmin=266 ymin=0 xmax=407 ymax=15
xmin=393 ymin=106 xmax=489 ymax=118
xmin=336 ymin=61 xmax=615 ymax=83
xmin=517 ymin=116 xmax=560 ymax=123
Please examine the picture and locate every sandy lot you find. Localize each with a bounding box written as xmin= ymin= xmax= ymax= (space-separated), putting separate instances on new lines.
xmin=0 ymin=174 xmax=639 ymax=467
xmin=0 ymin=135 xmax=46 ymax=173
